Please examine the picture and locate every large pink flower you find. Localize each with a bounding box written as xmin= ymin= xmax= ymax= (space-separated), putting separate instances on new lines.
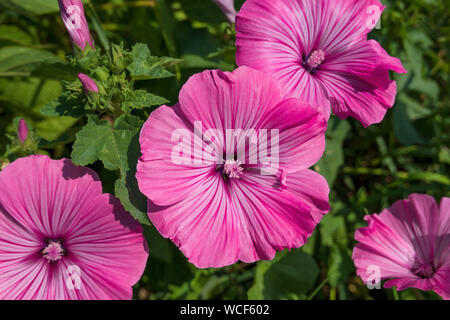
xmin=58 ymin=0 xmax=94 ymax=51
xmin=136 ymin=66 xmax=329 ymax=268
xmin=235 ymin=0 xmax=407 ymax=127
xmin=352 ymin=194 xmax=450 ymax=299
xmin=0 ymin=155 xmax=148 ymax=300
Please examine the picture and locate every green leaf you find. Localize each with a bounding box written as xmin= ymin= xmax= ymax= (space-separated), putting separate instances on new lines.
xmin=35 ymin=117 xmax=78 ymax=142
xmin=248 ymin=249 xmax=319 ymax=299
xmin=315 ymin=117 xmax=350 ymax=186
xmin=1 ymin=0 xmax=87 ymax=15
xmin=114 ymin=131 xmax=150 ymax=225
xmin=0 ymin=0 xmax=60 ymax=15
xmin=122 ymin=89 xmax=169 ymax=112
xmin=85 ymin=3 xmax=110 ymax=53
xmin=0 ymin=25 xmax=33 ymax=45
xmin=395 ymin=38 xmax=440 ymax=101
xmin=319 ymin=212 xmax=347 ymax=248
xmin=327 ymin=247 xmax=353 ymax=288
xmin=72 ymin=114 xmax=150 ymax=224
xmin=31 ymin=62 xmax=78 ymax=81
xmin=127 ymin=43 xmax=177 ymax=80
xmin=41 ymin=92 xmax=87 ymax=117
xmin=393 ymin=99 xmax=427 ymax=146
xmin=178 ymin=0 xmax=229 ymax=24
xmin=0 ymin=46 xmax=61 ymax=75
xmin=72 ymin=114 xmax=139 ymax=170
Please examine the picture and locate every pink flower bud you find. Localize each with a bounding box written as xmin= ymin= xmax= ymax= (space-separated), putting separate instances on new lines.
xmin=18 ymin=119 xmax=28 ymax=143
xmin=77 ymin=73 xmax=99 ymax=94
xmin=212 ymin=0 xmax=236 ymax=23
xmin=58 ymin=0 xmax=94 ymax=51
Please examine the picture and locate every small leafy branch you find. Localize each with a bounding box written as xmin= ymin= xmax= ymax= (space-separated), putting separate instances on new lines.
xmin=39 ymin=42 xmax=181 ymax=225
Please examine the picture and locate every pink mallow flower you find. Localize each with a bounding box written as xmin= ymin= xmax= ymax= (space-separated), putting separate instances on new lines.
xmin=136 ymin=67 xmax=330 ymax=268
xmin=17 ymin=118 xmax=28 ymax=143
xmin=236 ymin=0 xmax=407 ymax=127
xmin=58 ymin=0 xmax=94 ymax=51
xmin=0 ymin=155 xmax=148 ymax=299
xmin=352 ymin=194 xmax=450 ymax=299
xmin=212 ymin=0 xmax=237 ymax=23
xmin=78 ymin=73 xmax=99 ymax=94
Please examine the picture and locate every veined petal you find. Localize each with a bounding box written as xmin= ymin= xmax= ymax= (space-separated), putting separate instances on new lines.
xmin=148 ymin=175 xmax=240 ymax=268
xmin=137 ymin=104 xmax=216 ymax=207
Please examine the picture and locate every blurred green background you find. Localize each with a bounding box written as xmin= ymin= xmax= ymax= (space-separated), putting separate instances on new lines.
xmin=0 ymin=0 xmax=448 ymax=300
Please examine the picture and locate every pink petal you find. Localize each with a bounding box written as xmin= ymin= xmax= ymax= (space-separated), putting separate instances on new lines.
xmin=316 ymin=68 xmax=398 ymax=127
xmin=148 ymin=176 xmax=240 ymax=268
xmin=259 ymin=98 xmax=327 ymax=172
xmin=137 ymin=104 xmax=216 ymax=207
xmin=283 ymin=169 xmax=330 ymax=223
xmin=228 ymin=171 xmax=320 ymax=263
xmin=179 ymin=67 xmax=284 ymax=132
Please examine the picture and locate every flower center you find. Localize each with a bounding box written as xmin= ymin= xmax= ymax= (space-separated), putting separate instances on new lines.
xmin=412 ymin=262 xmax=436 ymax=279
xmin=42 ymin=240 xmax=64 ymax=263
xmin=223 ymin=159 xmax=244 ymax=179
xmin=305 ymin=49 xmax=325 ymax=71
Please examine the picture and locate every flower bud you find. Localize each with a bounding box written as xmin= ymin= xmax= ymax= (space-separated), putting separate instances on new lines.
xmin=58 ymin=0 xmax=94 ymax=51
xmin=17 ymin=118 xmax=28 ymax=144
xmin=77 ymin=73 xmax=99 ymax=95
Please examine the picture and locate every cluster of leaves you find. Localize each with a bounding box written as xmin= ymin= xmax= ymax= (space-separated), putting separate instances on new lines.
xmin=43 ymin=43 xmax=177 ymax=117
xmin=0 ymin=0 xmax=448 ymax=300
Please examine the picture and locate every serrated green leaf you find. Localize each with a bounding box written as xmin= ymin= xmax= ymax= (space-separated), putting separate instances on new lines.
xmin=72 ymin=114 xmax=140 ymax=171
xmin=122 ymin=89 xmax=169 ymax=112
xmin=248 ymin=249 xmax=319 ymax=300
xmin=127 ymin=43 xmax=176 ymax=80
xmin=72 ymin=114 xmax=150 ymax=224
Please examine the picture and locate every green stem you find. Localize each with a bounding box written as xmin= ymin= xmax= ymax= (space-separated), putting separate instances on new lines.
xmin=392 ymin=287 xmax=400 ymax=300
xmin=307 ymin=277 xmax=329 ymax=300
xmin=329 ymin=287 xmax=337 ymax=300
